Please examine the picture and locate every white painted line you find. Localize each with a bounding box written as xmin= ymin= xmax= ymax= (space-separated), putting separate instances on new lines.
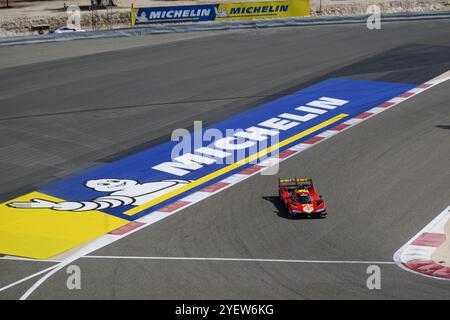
xmin=17 ymin=72 xmax=450 ymax=299
xmin=182 ymin=191 xmax=211 ymax=202
xmin=316 ymin=130 xmax=338 ymax=138
xmin=289 ymin=143 xmax=311 ymax=152
xmin=0 ymin=264 xmax=59 ymax=294
xmin=408 ymin=87 xmax=426 ymax=94
xmin=84 ymin=255 xmax=396 ymax=265
xmin=137 ymin=211 xmax=173 ymax=224
xmin=258 ymin=157 xmax=280 ymax=167
xmin=389 ymin=97 xmax=406 ymax=104
xmin=19 ymin=235 xmax=124 ymax=300
xmin=221 ymin=174 xmax=247 ymax=184
xmin=396 ymin=206 xmax=450 ymax=254
xmin=427 ymin=75 xmax=450 ymax=85
xmin=394 ymin=205 xmax=450 ymax=281
xmin=368 ymin=107 xmax=387 ymax=114
xmin=399 ymin=246 xmax=436 ymax=262
xmin=343 ymin=118 xmax=363 ymax=125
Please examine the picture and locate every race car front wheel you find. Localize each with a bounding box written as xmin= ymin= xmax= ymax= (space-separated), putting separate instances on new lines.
xmin=287 ymin=208 xmax=292 ymax=219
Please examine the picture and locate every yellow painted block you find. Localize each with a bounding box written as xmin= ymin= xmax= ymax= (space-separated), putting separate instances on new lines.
xmin=0 ymin=192 xmax=128 ymax=259
xmin=216 ymin=0 xmax=310 ymax=21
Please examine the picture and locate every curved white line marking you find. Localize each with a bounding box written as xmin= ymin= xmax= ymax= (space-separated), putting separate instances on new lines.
xmin=394 ymin=205 xmax=450 ymax=281
xmin=18 ymin=236 xmax=115 ymax=300
xmin=0 ymin=264 xmax=58 ymax=294
xmin=18 ymin=72 xmax=450 ymax=299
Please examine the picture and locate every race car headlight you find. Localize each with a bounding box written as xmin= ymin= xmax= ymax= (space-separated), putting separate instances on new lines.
xmin=291 ymin=210 xmax=301 ymax=213
xmin=315 ymin=208 xmax=325 ymax=212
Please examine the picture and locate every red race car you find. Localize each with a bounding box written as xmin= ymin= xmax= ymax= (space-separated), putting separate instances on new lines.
xmin=278 ymin=178 xmax=327 ymax=218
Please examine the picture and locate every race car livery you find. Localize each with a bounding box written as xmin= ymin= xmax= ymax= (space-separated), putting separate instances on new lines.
xmin=278 ymin=178 xmax=327 ymax=218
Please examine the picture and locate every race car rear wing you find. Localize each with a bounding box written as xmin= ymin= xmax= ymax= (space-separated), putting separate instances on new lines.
xmin=278 ymin=178 xmax=313 ymax=188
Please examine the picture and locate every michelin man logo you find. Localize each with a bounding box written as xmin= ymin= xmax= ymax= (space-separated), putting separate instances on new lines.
xmin=135 ymin=11 xmax=146 ymax=22
xmin=8 ymin=179 xmax=190 ymax=212
xmin=214 ymin=7 xmax=228 ymax=18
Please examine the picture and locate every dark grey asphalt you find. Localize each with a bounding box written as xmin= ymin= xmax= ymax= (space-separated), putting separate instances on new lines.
xmin=2 ymin=20 xmax=450 ymax=200
xmin=1 ymin=19 xmax=450 ymax=299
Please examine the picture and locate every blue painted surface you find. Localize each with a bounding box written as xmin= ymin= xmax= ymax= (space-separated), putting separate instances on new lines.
xmin=41 ymin=78 xmax=415 ymax=220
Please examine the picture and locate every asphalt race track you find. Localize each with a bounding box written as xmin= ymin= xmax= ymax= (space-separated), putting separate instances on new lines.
xmin=1 ymin=19 xmax=450 ymax=299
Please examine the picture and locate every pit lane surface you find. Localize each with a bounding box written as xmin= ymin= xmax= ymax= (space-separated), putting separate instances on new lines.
xmin=1 ymin=20 xmax=450 ymax=299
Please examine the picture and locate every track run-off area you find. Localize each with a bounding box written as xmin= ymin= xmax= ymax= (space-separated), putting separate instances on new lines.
xmin=0 ymin=19 xmax=450 ymax=299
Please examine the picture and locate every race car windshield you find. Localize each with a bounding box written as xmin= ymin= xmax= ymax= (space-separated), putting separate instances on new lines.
xmin=296 ymin=194 xmax=312 ymax=204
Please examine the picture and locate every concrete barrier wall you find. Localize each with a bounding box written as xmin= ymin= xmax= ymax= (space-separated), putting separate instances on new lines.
xmin=1 ymin=10 xmax=450 ymax=47
xmin=310 ymin=0 xmax=450 ymax=15
xmin=1 ymin=0 xmax=449 ymax=36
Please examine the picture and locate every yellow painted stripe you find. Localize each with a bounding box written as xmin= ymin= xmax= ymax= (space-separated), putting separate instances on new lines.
xmin=0 ymin=192 xmax=128 ymax=259
xmin=125 ymin=113 xmax=348 ymax=216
